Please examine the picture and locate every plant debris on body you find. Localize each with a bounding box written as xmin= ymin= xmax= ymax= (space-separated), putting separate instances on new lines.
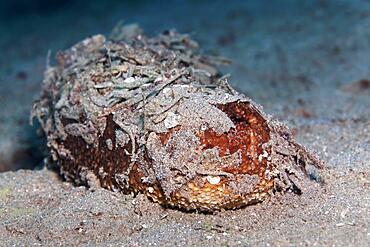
xmin=32 ymin=25 xmax=323 ymax=212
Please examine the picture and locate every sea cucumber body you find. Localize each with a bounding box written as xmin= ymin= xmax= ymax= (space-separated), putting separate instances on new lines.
xmin=33 ymin=31 xmax=322 ymax=211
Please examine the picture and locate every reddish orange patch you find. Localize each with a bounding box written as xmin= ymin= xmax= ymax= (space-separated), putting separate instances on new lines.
xmin=199 ymin=102 xmax=270 ymax=176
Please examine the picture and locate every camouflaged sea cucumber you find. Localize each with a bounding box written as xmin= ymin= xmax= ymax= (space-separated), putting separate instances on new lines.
xmin=32 ymin=27 xmax=323 ymax=211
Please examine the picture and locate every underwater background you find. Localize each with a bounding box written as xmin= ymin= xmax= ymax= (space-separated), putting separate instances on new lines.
xmin=0 ymin=0 xmax=369 ymax=172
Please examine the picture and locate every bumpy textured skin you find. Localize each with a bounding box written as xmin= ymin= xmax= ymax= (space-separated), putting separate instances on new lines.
xmin=33 ymin=29 xmax=323 ymax=211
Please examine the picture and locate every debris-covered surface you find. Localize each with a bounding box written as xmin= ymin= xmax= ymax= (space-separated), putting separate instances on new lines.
xmin=32 ymin=29 xmax=322 ymax=211
xmin=0 ymin=0 xmax=369 ymax=245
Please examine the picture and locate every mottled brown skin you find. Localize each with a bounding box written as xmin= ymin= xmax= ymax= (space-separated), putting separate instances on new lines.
xmin=56 ymin=102 xmax=273 ymax=211
xmin=60 ymin=114 xmax=133 ymax=191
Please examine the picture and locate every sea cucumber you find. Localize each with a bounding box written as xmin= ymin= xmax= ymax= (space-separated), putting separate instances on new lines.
xmin=32 ymin=27 xmax=323 ymax=211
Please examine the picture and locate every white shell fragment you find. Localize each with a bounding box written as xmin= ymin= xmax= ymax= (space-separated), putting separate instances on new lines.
xmin=207 ymin=175 xmax=221 ymax=185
